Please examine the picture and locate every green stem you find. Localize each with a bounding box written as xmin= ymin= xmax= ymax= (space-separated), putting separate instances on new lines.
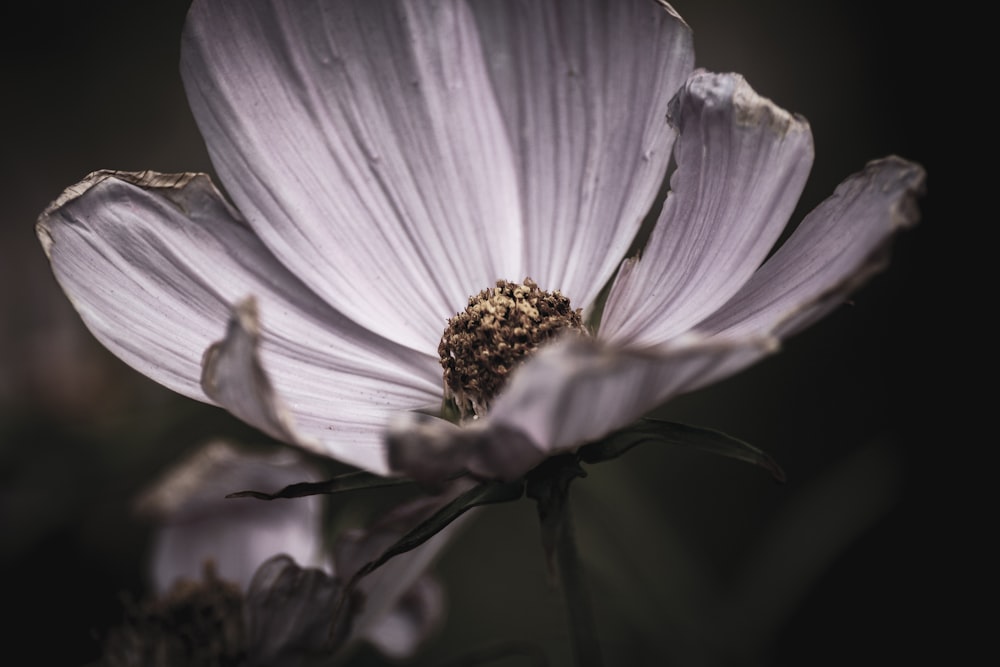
xmin=527 ymin=454 xmax=603 ymax=667
xmin=553 ymin=496 xmax=603 ymax=667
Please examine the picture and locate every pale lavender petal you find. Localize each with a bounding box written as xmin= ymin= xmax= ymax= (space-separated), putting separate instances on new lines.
xmin=37 ymin=171 xmax=439 ymax=473
xmin=486 ymin=334 xmax=777 ymax=458
xmin=206 ymin=299 xmax=439 ymax=473
xmin=689 ymin=156 xmax=925 ymax=386
xmin=600 ymin=71 xmax=814 ymax=345
xmin=182 ymin=0 xmax=524 ymax=353
xmin=134 ymin=440 xmax=325 ymax=595
xmin=389 ymin=334 xmax=777 ymax=481
xmin=467 ymin=0 xmax=694 ymax=307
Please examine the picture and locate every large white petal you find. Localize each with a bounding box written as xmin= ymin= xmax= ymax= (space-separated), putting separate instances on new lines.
xmin=600 ymin=71 xmax=814 ymax=345
xmin=182 ymin=0 xmax=524 ymax=353
xmin=388 ymin=334 xmax=777 ymax=481
xmin=37 ymin=171 xmax=439 ymax=473
xmin=467 ymin=0 xmax=694 ymax=307
xmin=486 ymin=334 xmax=776 ymax=457
xmin=697 ymin=156 xmax=926 ymax=340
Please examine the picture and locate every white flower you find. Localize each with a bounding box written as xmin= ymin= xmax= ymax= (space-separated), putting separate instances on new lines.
xmin=36 ymin=0 xmax=924 ymax=482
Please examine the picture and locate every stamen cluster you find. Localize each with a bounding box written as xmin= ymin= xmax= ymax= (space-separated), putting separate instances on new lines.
xmin=439 ymin=278 xmax=586 ymax=417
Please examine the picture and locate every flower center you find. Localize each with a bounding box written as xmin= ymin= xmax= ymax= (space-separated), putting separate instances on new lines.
xmin=438 ymin=277 xmax=587 ymax=418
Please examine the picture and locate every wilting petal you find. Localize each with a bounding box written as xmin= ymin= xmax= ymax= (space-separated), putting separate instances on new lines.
xmin=688 ymin=156 xmax=926 ymax=386
xmin=601 ymin=71 xmax=814 ymax=345
xmin=390 ymin=335 xmax=777 ymax=481
xmin=467 ymin=0 xmax=693 ymax=307
xmin=182 ymin=0 xmax=524 ymax=352
xmin=135 ymin=440 xmax=326 ymax=595
xmin=202 ymin=298 xmax=306 ymax=448
xmin=37 ymin=171 xmax=439 ymax=473
xmin=388 ymin=412 xmax=544 ymax=483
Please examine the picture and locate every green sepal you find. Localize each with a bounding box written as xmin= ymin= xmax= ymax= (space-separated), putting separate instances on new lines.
xmin=525 ymin=454 xmax=587 ymax=581
xmin=579 ymin=418 xmax=786 ymax=482
xmin=225 ymin=469 xmax=414 ymax=500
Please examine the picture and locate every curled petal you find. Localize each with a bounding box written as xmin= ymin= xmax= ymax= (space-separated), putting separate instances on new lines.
xmin=37 ymin=170 xmax=439 ymax=473
xmin=390 ymin=334 xmax=777 ymax=481
xmin=601 ymin=71 xmax=814 ymax=345
xmin=388 ymin=412 xmax=545 ymax=484
xmin=201 ymin=298 xmax=306 ymax=448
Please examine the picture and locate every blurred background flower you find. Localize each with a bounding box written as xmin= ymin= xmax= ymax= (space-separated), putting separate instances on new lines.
xmin=1 ymin=0 xmax=948 ymax=665
xmin=106 ymin=439 xmax=452 ymax=665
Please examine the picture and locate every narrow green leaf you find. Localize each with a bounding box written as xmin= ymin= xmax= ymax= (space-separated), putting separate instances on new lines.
xmin=579 ymin=418 xmax=786 ymax=482
xmin=355 ymin=479 xmax=524 ymax=578
xmin=225 ymin=469 xmax=414 ymax=500
xmin=331 ymin=479 xmax=524 ymax=637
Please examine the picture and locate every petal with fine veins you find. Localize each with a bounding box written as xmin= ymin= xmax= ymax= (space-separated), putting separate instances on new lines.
xmin=697 ymin=156 xmax=926 ymax=340
xmin=675 ymin=157 xmax=924 ymax=394
xmin=600 ymin=71 xmax=814 ymax=345
xmin=467 ymin=0 xmax=694 ymax=308
xmin=37 ymin=170 xmax=439 ymax=473
xmin=487 ymin=334 xmax=777 ymax=457
xmin=182 ymin=0 xmax=523 ymax=353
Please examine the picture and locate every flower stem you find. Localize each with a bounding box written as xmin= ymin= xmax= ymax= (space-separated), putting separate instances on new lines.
xmin=526 ymin=454 xmax=603 ymax=667
xmin=553 ymin=497 xmax=603 ymax=667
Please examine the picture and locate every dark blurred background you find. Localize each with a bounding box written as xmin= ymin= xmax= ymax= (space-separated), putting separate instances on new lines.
xmin=2 ymin=1 xmax=948 ymax=665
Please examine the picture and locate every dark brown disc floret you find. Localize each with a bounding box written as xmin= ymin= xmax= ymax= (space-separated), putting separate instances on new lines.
xmin=438 ymin=278 xmax=587 ymax=418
